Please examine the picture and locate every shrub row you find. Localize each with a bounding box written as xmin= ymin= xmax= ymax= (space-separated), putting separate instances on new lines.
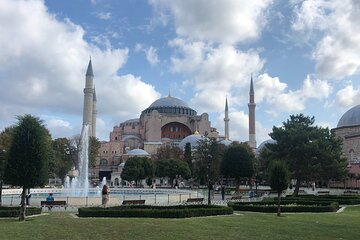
xmin=229 ymin=202 xmax=339 ymax=213
xmin=78 ymin=205 xmax=233 ymax=218
xmin=234 ymin=199 xmax=335 ymax=206
xmin=0 ymin=207 xmax=42 ymax=217
xmin=280 ymin=195 xmax=360 ymax=205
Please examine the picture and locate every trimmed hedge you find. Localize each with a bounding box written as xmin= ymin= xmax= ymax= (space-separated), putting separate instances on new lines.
xmin=229 ymin=202 xmax=339 ymax=213
xmin=280 ymin=195 xmax=360 ymax=205
xmin=78 ymin=205 xmax=233 ymax=218
xmin=0 ymin=207 xmax=42 ymax=217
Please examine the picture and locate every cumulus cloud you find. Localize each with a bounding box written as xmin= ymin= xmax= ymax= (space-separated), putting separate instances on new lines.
xmin=0 ymin=0 xmax=160 ymax=139
xmin=292 ymin=0 xmax=360 ymax=80
xmin=169 ymin=41 xmax=264 ymax=112
xmin=95 ymin=12 xmax=112 ymax=20
xmin=255 ymin=74 xmax=331 ymax=116
xmin=135 ymin=44 xmax=160 ymax=66
xmin=334 ymin=85 xmax=360 ymax=109
xmin=215 ymin=110 xmax=270 ymax=144
xmin=150 ymin=0 xmax=273 ymax=44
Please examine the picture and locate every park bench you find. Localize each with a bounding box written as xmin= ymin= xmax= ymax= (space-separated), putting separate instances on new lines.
xmin=186 ymin=198 xmax=204 ymax=203
xmin=344 ymin=190 xmax=358 ymax=195
xmin=317 ymin=190 xmax=330 ymax=195
xmin=229 ymin=196 xmax=242 ymax=202
xmin=41 ymin=201 xmax=67 ymax=210
xmin=122 ymin=200 xmax=145 ymax=205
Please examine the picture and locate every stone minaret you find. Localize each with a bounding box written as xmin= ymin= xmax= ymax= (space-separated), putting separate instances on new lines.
xmin=224 ymin=96 xmax=230 ymax=140
xmin=248 ymin=75 xmax=256 ymax=150
xmin=92 ymin=86 xmax=97 ymax=138
xmin=82 ymin=59 xmax=94 ymax=137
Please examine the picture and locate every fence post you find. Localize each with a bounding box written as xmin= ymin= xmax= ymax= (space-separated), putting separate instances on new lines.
xmin=168 ymin=194 xmax=170 ymax=204
xmin=154 ymin=193 xmax=156 ymax=204
xmin=86 ymin=196 xmax=88 ymax=207
xmin=10 ymin=196 xmax=13 ymax=206
xmin=179 ymin=194 xmax=181 ymax=203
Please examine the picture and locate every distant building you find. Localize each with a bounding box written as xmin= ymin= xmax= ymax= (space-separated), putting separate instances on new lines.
xmin=86 ymin=62 xmax=257 ymax=184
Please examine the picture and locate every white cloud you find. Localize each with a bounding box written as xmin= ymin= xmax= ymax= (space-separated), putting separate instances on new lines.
xmin=292 ymin=0 xmax=360 ymax=80
xmin=0 ymin=0 xmax=160 ymax=139
xmin=335 ymin=85 xmax=360 ymax=109
xmin=135 ymin=44 xmax=160 ymax=66
xmin=255 ymin=74 xmax=331 ymax=116
xmin=95 ymin=12 xmax=112 ymax=20
xmin=169 ymin=41 xmax=264 ymax=113
xmin=215 ymin=110 xmax=270 ymax=144
xmin=150 ymin=0 xmax=273 ymax=44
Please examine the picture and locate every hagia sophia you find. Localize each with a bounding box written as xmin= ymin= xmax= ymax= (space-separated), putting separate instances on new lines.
xmin=81 ymin=60 xmax=359 ymax=187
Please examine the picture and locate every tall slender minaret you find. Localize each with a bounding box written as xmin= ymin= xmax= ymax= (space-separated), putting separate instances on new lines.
xmin=224 ymin=96 xmax=230 ymax=140
xmin=248 ymin=74 xmax=256 ymax=150
xmin=82 ymin=59 xmax=94 ymax=137
xmin=92 ymin=86 xmax=97 ymax=138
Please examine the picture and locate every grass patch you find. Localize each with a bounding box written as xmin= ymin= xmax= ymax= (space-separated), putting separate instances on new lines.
xmin=0 ymin=206 xmax=359 ymax=240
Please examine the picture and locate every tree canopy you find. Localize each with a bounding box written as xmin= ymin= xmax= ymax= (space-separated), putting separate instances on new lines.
xmin=4 ymin=115 xmax=51 ymax=221
xmin=262 ymin=114 xmax=347 ymax=195
xmin=51 ymin=138 xmax=75 ymax=181
xmin=269 ymin=160 xmax=289 ymax=216
xmin=155 ymin=158 xmax=191 ymax=185
xmin=221 ymin=143 xmax=255 ymax=192
xmin=193 ymin=138 xmax=223 ymax=185
xmin=121 ymin=157 xmax=154 ymax=186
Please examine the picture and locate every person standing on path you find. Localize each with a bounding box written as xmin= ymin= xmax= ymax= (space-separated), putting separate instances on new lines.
xmin=101 ymin=185 xmax=110 ymax=208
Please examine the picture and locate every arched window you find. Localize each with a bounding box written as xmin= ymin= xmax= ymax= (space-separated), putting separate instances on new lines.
xmin=349 ymin=149 xmax=355 ymax=162
xmin=114 ymin=178 xmax=119 ymax=186
xmin=100 ymin=159 xmax=108 ymax=166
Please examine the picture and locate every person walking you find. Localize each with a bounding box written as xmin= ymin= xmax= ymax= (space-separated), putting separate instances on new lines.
xmin=101 ymin=185 xmax=110 ymax=208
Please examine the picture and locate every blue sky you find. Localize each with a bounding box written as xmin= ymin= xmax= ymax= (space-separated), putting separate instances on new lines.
xmin=1 ymin=0 xmax=360 ymax=145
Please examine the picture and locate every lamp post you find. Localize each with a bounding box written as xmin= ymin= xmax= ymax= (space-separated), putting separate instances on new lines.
xmin=207 ymin=154 xmax=212 ymax=205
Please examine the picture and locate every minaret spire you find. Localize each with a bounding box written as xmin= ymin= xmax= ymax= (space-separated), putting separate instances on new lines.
xmin=92 ymin=85 xmax=97 ymax=138
xmin=83 ymin=58 xmax=95 ymax=137
xmin=248 ymin=74 xmax=256 ymax=150
xmin=224 ymin=96 xmax=230 ymax=140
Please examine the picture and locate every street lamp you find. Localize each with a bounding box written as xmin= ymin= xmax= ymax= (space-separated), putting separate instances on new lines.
xmin=207 ymin=154 xmax=212 ymax=205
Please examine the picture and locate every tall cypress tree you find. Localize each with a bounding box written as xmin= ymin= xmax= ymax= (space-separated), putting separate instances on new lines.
xmin=4 ymin=115 xmax=50 ymax=221
xmin=269 ymin=160 xmax=289 ymax=216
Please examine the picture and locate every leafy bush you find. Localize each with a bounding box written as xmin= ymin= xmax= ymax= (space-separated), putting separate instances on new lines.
xmin=78 ymin=205 xmax=233 ymax=218
xmin=0 ymin=207 xmax=42 ymax=217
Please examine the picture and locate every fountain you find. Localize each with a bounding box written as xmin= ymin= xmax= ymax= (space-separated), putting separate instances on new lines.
xmin=63 ymin=125 xmax=90 ymax=196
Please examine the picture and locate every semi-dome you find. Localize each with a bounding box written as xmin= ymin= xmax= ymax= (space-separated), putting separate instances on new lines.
xmin=337 ymin=105 xmax=360 ymax=128
xmin=219 ymin=139 xmax=232 ymax=146
xmin=179 ymin=133 xmax=204 ymax=149
xmin=127 ymin=149 xmax=150 ymax=156
xmin=256 ymin=139 xmax=276 ymax=155
xmin=142 ymin=95 xmax=197 ymax=116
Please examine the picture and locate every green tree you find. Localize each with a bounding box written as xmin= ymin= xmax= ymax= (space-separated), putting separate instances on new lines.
xmin=184 ymin=143 xmax=192 ymax=174
xmin=221 ymin=143 xmax=255 ymax=193
xmin=0 ymin=127 xmax=15 ymax=206
xmin=89 ymin=136 xmax=101 ymax=168
xmin=121 ymin=157 xmax=154 ymax=186
xmin=155 ymin=158 xmax=191 ymax=186
xmin=4 ymin=115 xmax=51 ymax=221
xmin=269 ymin=160 xmax=289 ymax=216
xmin=51 ymin=138 xmax=75 ymax=181
xmin=265 ymin=114 xmax=347 ymax=196
xmin=193 ymin=138 xmax=223 ymax=185
xmin=155 ymin=145 xmax=183 ymax=160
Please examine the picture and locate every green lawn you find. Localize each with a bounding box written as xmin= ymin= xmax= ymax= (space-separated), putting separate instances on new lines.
xmin=0 ymin=206 xmax=359 ymax=240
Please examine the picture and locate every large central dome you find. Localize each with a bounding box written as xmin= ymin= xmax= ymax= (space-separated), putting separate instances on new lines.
xmin=149 ymin=96 xmax=189 ymax=108
xmin=142 ymin=95 xmax=197 ymax=116
xmin=337 ymin=105 xmax=360 ymax=128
